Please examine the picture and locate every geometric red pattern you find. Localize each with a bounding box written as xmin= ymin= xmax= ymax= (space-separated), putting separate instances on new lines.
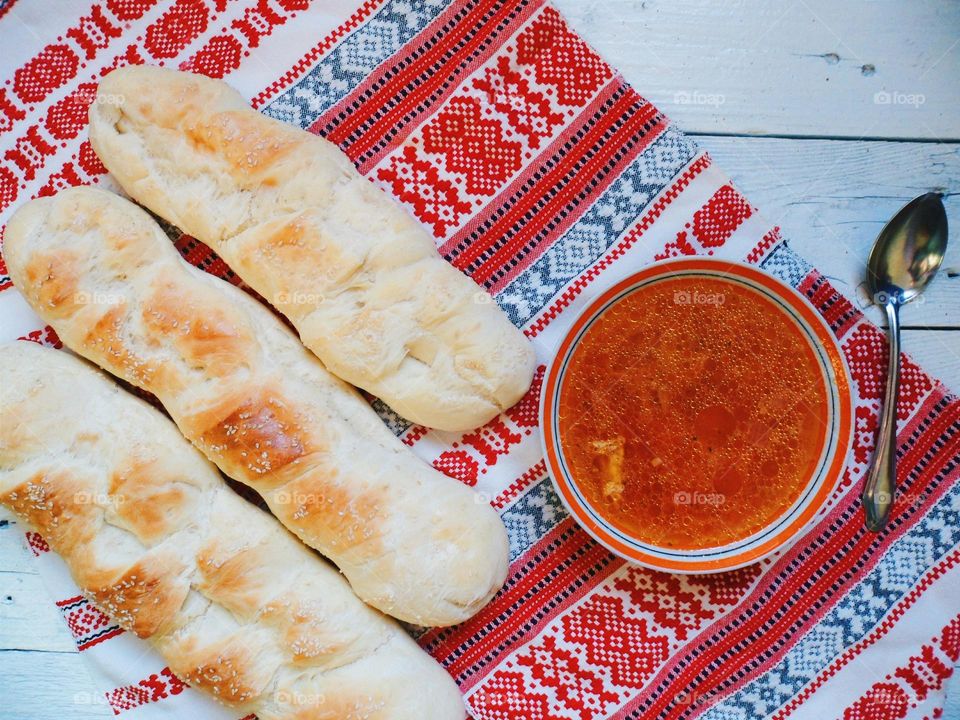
xmin=515 ymin=6 xmax=611 ymax=107
xmin=843 ymin=682 xmax=911 ymax=720
xmin=518 ymin=636 xmax=620 ymax=719
xmin=377 ymin=145 xmax=473 ymax=236
xmin=432 ymin=449 xmax=481 ymax=486
xmin=25 ymin=531 xmax=50 ymax=555
xmin=423 ymin=96 xmax=523 ymax=197
xmin=612 ymin=570 xmax=714 ymax=642
xmin=562 ymin=595 xmax=670 ymax=689
xmin=843 ymin=323 xmax=934 ymax=420
xmin=842 ymin=614 xmax=960 ymax=720
xmin=105 ymin=667 xmax=188 ymax=715
xmin=16 ymin=325 xmax=63 ymax=349
xmin=654 ymin=230 xmax=698 ymax=261
xmin=473 ymin=671 xmax=554 ymax=720
xmin=56 ymin=595 xmax=124 ymax=652
xmin=13 ymin=44 xmax=81 ymax=104
xmin=686 ymin=564 xmax=765 ymax=607
xmin=692 ymin=184 xmax=754 ymax=248
xmin=0 ymin=0 xmax=301 ymax=217
xmin=144 ymin=0 xmax=211 ymax=59
xmin=472 ymin=57 xmax=563 ymax=150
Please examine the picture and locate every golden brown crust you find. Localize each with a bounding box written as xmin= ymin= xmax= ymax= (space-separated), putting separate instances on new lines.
xmin=194 ymin=391 xmax=313 ymax=483
xmin=85 ymin=552 xmax=191 ymax=639
xmin=108 ymin=456 xmax=194 ymax=543
xmin=0 ymin=343 xmax=465 ymax=719
xmin=0 ymin=471 xmax=99 ymax=552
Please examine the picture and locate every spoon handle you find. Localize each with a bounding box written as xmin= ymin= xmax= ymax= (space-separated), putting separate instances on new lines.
xmin=863 ymin=299 xmax=901 ymax=531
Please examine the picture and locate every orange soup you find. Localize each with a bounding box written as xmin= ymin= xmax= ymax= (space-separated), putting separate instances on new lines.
xmin=557 ymin=276 xmax=829 ymax=550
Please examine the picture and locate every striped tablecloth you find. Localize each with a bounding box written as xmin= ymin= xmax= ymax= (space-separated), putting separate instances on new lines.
xmin=0 ymin=1 xmax=958 ymax=718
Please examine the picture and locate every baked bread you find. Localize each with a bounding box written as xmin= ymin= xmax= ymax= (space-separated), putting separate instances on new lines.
xmin=4 ymin=186 xmax=509 ymax=627
xmin=88 ymin=64 xmax=535 ymax=432
xmin=0 ymin=342 xmax=465 ymax=720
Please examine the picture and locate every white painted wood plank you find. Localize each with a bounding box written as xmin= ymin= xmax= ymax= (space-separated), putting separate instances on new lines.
xmin=901 ymin=330 xmax=960 ymax=394
xmin=0 ymin=650 xmax=112 ymax=720
xmin=0 ymin=571 xmax=78 ymax=654
xmin=0 ymin=518 xmax=36 ymax=575
xmin=947 ymin=677 xmax=960 ymax=720
xmin=696 ymin=136 xmax=960 ymax=331
xmin=553 ymin=0 xmax=960 ymax=140
xmin=0 ymin=521 xmax=78 ymax=653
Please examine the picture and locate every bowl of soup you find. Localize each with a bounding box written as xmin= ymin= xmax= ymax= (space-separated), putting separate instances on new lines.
xmin=540 ymin=258 xmax=853 ymax=573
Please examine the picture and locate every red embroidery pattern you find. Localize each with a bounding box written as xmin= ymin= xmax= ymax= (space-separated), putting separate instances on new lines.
xmin=655 ymin=183 xmax=753 ymax=260
xmin=424 ymin=96 xmax=523 ymax=196
xmin=377 ymin=146 xmax=474 ymax=236
xmin=515 ymin=6 xmax=612 ymax=107
xmin=372 ymin=3 xmax=616 ymax=245
xmin=105 ymin=667 xmax=188 ymax=715
xmin=429 ymin=365 xmax=543 ymax=485
xmin=25 ymin=531 xmax=50 ymax=555
xmin=317 ymin=0 xmax=546 ymax=169
xmin=691 ymin=184 xmax=753 ymax=248
xmin=468 ymin=564 xmax=763 ymax=719
xmin=433 ymin=450 xmax=481 ymax=486
xmin=844 ymin=322 xmax=933 ymax=421
xmin=473 ymin=56 xmax=564 ymax=150
xmin=17 ymin=325 xmax=63 ymax=348
xmin=654 ymin=230 xmax=698 ymax=260
xmin=0 ymin=0 xmax=305 ymax=219
xmin=842 ymin=614 xmax=960 ymax=720
xmin=145 ymin=0 xmax=212 ymax=59
xmin=56 ymin=595 xmax=124 ymax=651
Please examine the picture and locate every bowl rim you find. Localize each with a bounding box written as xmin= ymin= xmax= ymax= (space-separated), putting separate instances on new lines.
xmin=539 ymin=257 xmax=854 ymax=573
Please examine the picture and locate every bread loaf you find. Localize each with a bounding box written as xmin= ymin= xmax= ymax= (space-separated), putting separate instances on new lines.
xmin=88 ymin=65 xmax=536 ymax=432
xmin=4 ymin=186 xmax=509 ymax=627
xmin=0 ymin=342 xmax=465 ymax=720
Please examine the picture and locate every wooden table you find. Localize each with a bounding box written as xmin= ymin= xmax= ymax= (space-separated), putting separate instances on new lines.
xmin=1 ymin=1 xmax=957 ymax=718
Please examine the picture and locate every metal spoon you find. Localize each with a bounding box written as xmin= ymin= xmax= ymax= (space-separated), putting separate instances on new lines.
xmin=862 ymin=192 xmax=948 ymax=531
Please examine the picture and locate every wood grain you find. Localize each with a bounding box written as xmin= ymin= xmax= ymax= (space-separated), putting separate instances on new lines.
xmin=553 ymin=0 xmax=960 ymax=140
xmin=0 ymin=649 xmax=112 ymax=720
